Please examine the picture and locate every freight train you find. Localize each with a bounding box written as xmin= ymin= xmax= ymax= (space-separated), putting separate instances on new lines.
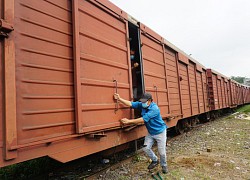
xmin=0 ymin=0 xmax=249 ymax=167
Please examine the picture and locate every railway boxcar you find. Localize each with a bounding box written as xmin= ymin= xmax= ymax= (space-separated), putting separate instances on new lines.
xmin=0 ymin=0 xmax=150 ymax=167
xmin=137 ymin=25 xmax=210 ymax=128
xmin=207 ymin=69 xmax=231 ymax=110
xmin=229 ymin=79 xmax=238 ymax=107
xmin=236 ymin=84 xmax=242 ymax=105
xmin=0 ymin=0 xmax=207 ymax=167
xmin=242 ymin=86 xmax=249 ymax=104
xmin=0 ymin=0 xmax=249 ymax=168
xmin=248 ymin=87 xmax=250 ymax=103
xmin=238 ymin=84 xmax=245 ymax=105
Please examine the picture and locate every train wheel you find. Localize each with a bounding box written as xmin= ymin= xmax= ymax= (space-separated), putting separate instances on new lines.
xmin=191 ymin=117 xmax=199 ymax=127
xmin=175 ymin=120 xmax=185 ymax=134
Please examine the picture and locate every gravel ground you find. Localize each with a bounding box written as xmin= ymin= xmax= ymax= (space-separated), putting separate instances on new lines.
xmin=95 ymin=113 xmax=250 ymax=180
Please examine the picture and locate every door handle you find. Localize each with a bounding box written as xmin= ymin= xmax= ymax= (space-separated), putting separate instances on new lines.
xmin=113 ymin=79 xmax=118 ymax=113
xmin=154 ymin=85 xmax=159 ymax=105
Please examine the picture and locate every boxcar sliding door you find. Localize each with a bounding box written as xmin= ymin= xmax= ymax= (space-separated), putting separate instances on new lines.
xmin=164 ymin=47 xmax=182 ymax=121
xmin=139 ymin=24 xmax=170 ymax=118
xmin=72 ymin=0 xmax=132 ymax=133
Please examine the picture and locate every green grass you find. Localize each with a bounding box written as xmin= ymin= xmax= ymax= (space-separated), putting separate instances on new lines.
xmin=236 ymin=104 xmax=250 ymax=113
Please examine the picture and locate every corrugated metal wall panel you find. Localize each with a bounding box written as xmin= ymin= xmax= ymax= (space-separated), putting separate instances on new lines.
xmin=240 ymin=86 xmax=244 ymax=104
xmin=225 ymin=81 xmax=230 ymax=107
xmin=226 ymin=80 xmax=230 ymax=107
xmin=228 ymin=81 xmax=232 ymax=106
xmin=224 ymin=81 xmax=228 ymax=107
xmin=248 ymin=88 xmax=249 ymax=103
xmin=239 ymin=86 xmax=242 ymax=104
xmin=15 ymin=0 xmax=75 ymax=144
xmin=179 ymin=62 xmax=191 ymax=117
xmin=141 ymin=34 xmax=169 ymax=117
xmin=241 ymin=87 xmax=244 ymax=104
xmin=202 ymin=69 xmax=209 ymax=112
xmin=228 ymin=82 xmax=232 ymax=106
xmin=221 ymin=80 xmax=225 ymax=108
xmin=247 ymin=88 xmax=249 ymax=103
xmin=188 ymin=62 xmax=199 ymax=115
xmin=237 ymin=86 xmax=241 ymax=104
xmin=236 ymin=85 xmax=239 ymax=105
xmin=232 ymin=82 xmax=236 ymax=105
xmin=233 ymin=83 xmax=236 ymax=105
xmin=207 ymin=70 xmax=213 ymax=110
xmin=248 ymin=88 xmax=250 ymax=103
xmin=196 ymin=71 xmax=204 ymax=113
xmin=222 ymin=79 xmax=226 ymax=107
xmin=76 ymin=0 xmax=131 ymax=133
xmin=232 ymin=82 xmax=235 ymax=106
xmin=207 ymin=73 xmax=213 ymax=109
xmin=212 ymin=74 xmax=219 ymax=109
xmin=231 ymin=81 xmax=237 ymax=106
xmin=231 ymin=82 xmax=234 ymax=106
xmin=243 ymin=87 xmax=247 ymax=103
xmin=245 ymin=88 xmax=249 ymax=103
xmin=249 ymin=88 xmax=250 ymax=103
xmin=243 ymin=88 xmax=246 ymax=103
xmin=217 ymin=79 xmax=223 ymax=108
xmin=165 ymin=47 xmax=181 ymax=117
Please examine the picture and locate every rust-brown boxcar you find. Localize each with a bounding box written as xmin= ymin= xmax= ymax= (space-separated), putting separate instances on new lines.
xmin=207 ymin=69 xmax=232 ymax=110
xmin=0 ymin=0 xmax=249 ymax=168
xmin=0 ymin=0 xmax=151 ymax=167
xmin=229 ymin=79 xmax=238 ymax=107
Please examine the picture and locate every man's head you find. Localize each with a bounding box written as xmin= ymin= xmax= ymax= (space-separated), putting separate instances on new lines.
xmin=130 ymin=50 xmax=135 ymax=61
xmin=139 ymin=92 xmax=153 ymax=108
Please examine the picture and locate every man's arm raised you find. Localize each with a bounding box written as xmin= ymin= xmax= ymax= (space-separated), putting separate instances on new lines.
xmin=114 ymin=93 xmax=132 ymax=107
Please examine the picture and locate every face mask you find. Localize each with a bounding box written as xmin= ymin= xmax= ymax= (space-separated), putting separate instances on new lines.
xmin=130 ymin=55 xmax=135 ymax=60
xmin=142 ymin=102 xmax=149 ymax=108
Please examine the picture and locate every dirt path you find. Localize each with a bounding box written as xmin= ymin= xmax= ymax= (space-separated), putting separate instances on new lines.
xmin=96 ymin=114 xmax=250 ymax=180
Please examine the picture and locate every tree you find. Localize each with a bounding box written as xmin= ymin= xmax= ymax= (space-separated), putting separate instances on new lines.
xmin=230 ymin=76 xmax=245 ymax=84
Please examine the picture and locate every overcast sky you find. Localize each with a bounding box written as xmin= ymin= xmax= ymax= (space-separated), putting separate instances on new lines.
xmin=109 ymin=0 xmax=250 ymax=78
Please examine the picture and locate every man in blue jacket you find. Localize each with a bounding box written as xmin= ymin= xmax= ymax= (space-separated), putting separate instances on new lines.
xmin=114 ymin=92 xmax=168 ymax=173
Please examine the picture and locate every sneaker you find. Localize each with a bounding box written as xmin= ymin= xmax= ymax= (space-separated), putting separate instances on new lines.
xmin=162 ymin=166 xmax=168 ymax=174
xmin=147 ymin=160 xmax=159 ymax=169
